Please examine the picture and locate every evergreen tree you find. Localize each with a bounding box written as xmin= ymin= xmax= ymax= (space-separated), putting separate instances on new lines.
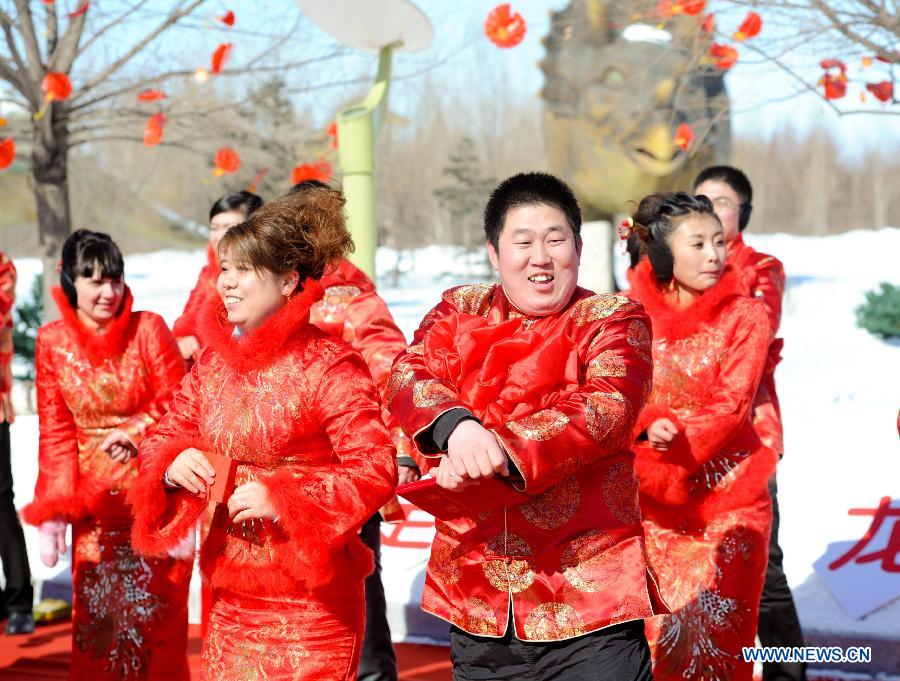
xmin=13 ymin=274 xmax=44 ymax=382
xmin=434 ymin=137 xmax=496 ymax=251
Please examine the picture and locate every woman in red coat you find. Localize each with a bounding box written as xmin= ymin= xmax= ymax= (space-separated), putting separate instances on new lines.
xmin=173 ymin=190 xmax=263 ymax=361
xmin=130 ymin=189 xmax=396 ymax=680
xmin=22 ymin=230 xmax=191 ymax=680
xmin=625 ymin=193 xmax=777 ymax=681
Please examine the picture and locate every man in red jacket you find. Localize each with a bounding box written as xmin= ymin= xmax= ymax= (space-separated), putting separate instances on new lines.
xmin=389 ymin=172 xmax=666 ymax=680
xmin=695 ymin=165 xmax=805 ymax=681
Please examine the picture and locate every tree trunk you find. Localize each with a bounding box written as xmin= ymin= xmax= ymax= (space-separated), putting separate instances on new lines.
xmin=30 ymin=105 xmax=72 ymax=322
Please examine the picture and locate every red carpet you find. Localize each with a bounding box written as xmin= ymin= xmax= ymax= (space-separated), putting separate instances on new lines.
xmin=0 ymin=622 xmax=453 ymax=680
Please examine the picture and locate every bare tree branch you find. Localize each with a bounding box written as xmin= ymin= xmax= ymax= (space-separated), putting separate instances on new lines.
xmin=72 ymin=1 xmax=150 ymax=64
xmin=12 ymin=1 xmax=45 ymax=84
xmin=45 ymin=1 xmax=57 ymax=58
xmin=47 ymin=6 xmax=88 ymax=73
xmin=812 ymin=0 xmax=899 ymax=60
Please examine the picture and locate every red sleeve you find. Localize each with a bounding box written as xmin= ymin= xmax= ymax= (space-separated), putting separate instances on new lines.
xmin=493 ymin=307 xmax=653 ymax=494
xmin=22 ymin=328 xmax=81 ymax=525
xmin=342 ymin=290 xmax=408 ymax=399
xmin=172 ymin=270 xmax=210 ymax=340
xmin=129 ymin=363 xmax=207 ymax=556
xmin=0 ymin=255 xmax=16 ymax=318
xmin=387 ymin=299 xmax=470 ymax=458
xmin=751 ymin=255 xmax=785 ymax=338
xmin=119 ymin=314 xmax=187 ymax=447
xmin=263 ymin=344 xmax=397 ymax=575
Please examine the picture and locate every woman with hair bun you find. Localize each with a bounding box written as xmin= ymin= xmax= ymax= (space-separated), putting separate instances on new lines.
xmin=173 ymin=190 xmax=263 ymax=361
xmin=625 ymin=192 xmax=777 ymax=681
xmin=129 ymin=189 xmax=396 ymax=680
xmin=23 ymin=229 xmax=190 ymax=680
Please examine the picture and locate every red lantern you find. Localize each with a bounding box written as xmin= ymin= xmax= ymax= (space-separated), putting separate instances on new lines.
xmin=866 ymin=81 xmax=894 ymax=103
xmin=485 ymin=4 xmax=526 ymax=49
xmin=213 ymin=147 xmax=240 ymax=176
xmin=709 ymin=43 xmax=738 ymax=70
xmin=674 ymin=123 xmax=694 ymax=151
xmin=818 ymin=59 xmax=848 ymax=100
xmin=137 ymin=89 xmax=167 ymax=102
xmin=211 ymin=44 xmax=233 ymax=75
xmin=143 ymin=113 xmax=165 ymax=147
xmin=218 ymin=10 xmax=235 ymax=26
xmin=291 ymin=159 xmax=332 ymax=185
xmin=733 ymin=12 xmax=762 ymax=41
xmin=0 ymin=138 xmax=14 ymax=170
xmin=701 ymin=14 xmax=715 ymax=33
xmin=42 ymin=72 xmax=72 ymax=102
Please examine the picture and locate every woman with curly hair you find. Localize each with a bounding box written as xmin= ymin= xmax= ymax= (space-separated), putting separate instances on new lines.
xmin=626 ymin=192 xmax=777 ymax=681
xmin=129 ymin=187 xmax=396 ymax=680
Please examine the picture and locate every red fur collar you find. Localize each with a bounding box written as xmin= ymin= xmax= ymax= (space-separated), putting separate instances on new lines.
xmin=196 ymin=279 xmax=325 ymax=372
xmin=626 ymin=260 xmax=743 ymax=339
xmin=52 ymin=285 xmax=135 ymax=363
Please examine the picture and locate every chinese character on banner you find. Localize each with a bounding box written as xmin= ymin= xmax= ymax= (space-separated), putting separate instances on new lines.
xmin=381 ymin=503 xmax=435 ymax=550
xmin=814 ymin=497 xmax=900 ymax=619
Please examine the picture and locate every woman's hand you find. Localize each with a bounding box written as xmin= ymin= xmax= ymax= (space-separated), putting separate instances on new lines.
xmin=227 ymin=481 xmax=278 ymax=524
xmin=647 ymin=418 xmax=679 ymax=451
xmin=177 ymin=335 xmax=200 ymax=361
xmin=39 ymin=520 xmax=67 ymax=568
xmin=100 ymin=429 xmax=137 ymax=463
xmin=165 ymin=448 xmax=215 ymax=495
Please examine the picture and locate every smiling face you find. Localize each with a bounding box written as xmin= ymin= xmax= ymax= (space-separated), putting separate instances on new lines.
xmin=209 ymin=209 xmax=246 ymax=256
xmin=668 ymin=213 xmax=727 ymax=294
xmin=486 ymin=203 xmax=581 ymax=317
xmin=217 ymin=251 xmax=298 ymax=331
xmin=73 ymin=265 xmax=125 ymax=327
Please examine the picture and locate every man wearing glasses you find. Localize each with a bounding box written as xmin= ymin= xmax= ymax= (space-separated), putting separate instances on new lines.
xmin=695 ymin=166 xmax=805 ymax=681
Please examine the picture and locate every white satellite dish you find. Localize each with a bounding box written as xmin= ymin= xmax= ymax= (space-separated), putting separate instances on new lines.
xmin=295 ymin=0 xmax=433 ymax=53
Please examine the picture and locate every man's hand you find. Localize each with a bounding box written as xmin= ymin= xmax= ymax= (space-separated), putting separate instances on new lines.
xmin=227 ymin=481 xmax=278 ymax=524
xmin=100 ymin=429 xmax=137 ymax=463
xmin=647 ymin=418 xmax=679 ymax=451
xmin=445 ymin=420 xmax=509 ymax=482
xmin=177 ymin=335 xmax=200 ymax=361
xmin=435 ymin=455 xmax=480 ymax=492
xmin=398 ymin=465 xmax=421 ymax=486
xmin=165 ymin=448 xmax=215 ymax=495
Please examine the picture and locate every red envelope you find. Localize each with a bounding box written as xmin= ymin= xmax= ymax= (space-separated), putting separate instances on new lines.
xmin=397 ymin=476 xmax=528 ymax=520
xmin=204 ymin=450 xmax=237 ymax=505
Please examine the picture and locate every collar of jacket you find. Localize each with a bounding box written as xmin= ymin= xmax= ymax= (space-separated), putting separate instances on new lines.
xmin=626 ymin=259 xmax=743 ymax=339
xmin=197 ymin=278 xmax=325 ymax=372
xmin=51 ymin=285 xmax=135 ymax=363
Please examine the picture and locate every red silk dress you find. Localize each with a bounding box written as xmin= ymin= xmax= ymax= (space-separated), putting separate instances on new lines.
xmin=172 ymin=245 xmax=217 ymax=348
xmin=22 ymin=287 xmax=190 ymax=681
xmin=729 ymin=235 xmax=787 ymax=456
xmin=627 ymin=261 xmax=778 ymax=681
xmin=311 ymin=258 xmax=413 ymax=521
xmin=389 ymin=284 xmax=668 ymax=642
xmin=130 ymin=283 xmax=397 ymax=681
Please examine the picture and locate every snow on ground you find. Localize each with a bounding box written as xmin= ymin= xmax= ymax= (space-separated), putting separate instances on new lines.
xmin=7 ymin=228 xmax=900 ymax=655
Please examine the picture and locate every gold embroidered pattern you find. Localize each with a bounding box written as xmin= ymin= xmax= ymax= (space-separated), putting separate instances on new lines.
xmin=602 ymin=462 xmax=641 ymax=525
xmin=482 ymin=532 xmax=535 ymax=593
xmin=585 ymin=391 xmax=631 ymax=446
xmin=507 ymin=409 xmax=569 ymax=441
xmin=385 ymin=367 xmax=415 ymax=406
xmin=586 ymin=351 xmax=628 ymax=380
xmin=451 ymin=284 xmax=494 ymax=316
xmin=412 ymin=379 xmax=456 ymax=408
xmin=460 ymin=596 xmax=499 ymax=636
xmin=314 ymin=285 xmax=361 ymax=326
xmin=519 ymin=476 xmax=580 ymax=531
xmin=523 ymin=603 xmax=586 ymax=640
xmin=626 ymin=319 xmax=653 ymax=363
xmin=407 ymin=343 xmax=425 ymax=356
xmin=430 ymin=536 xmax=466 ymax=585
xmin=561 ymin=529 xmax=618 ymax=592
xmin=569 ymin=294 xmax=632 ymax=326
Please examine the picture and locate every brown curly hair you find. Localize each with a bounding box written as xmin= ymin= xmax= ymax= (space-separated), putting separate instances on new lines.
xmin=218 ymin=185 xmax=354 ymax=292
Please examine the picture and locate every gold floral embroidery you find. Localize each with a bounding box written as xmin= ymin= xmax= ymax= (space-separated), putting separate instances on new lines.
xmin=586 ymin=350 xmax=627 ymax=380
xmin=412 ymin=379 xmax=456 ymax=408
xmin=407 ymin=343 xmax=424 ymax=356
xmin=385 ymin=367 xmax=415 ymax=406
xmin=585 ymin=391 xmax=631 ymax=446
xmin=560 ymin=529 xmax=618 ymax=592
xmin=626 ymin=319 xmax=653 ymax=363
xmin=570 ymin=294 xmax=632 ymax=326
xmin=429 ymin=536 xmax=466 ymax=585
xmin=519 ymin=476 xmax=580 ymax=531
xmin=313 ymin=285 xmax=361 ymax=326
xmin=602 ymin=462 xmax=641 ymax=525
xmin=482 ymin=532 xmax=535 ymax=593
xmin=460 ymin=596 xmax=499 ymax=636
xmin=507 ymin=409 xmax=569 ymax=441
xmin=523 ymin=602 xmax=586 ymax=640
xmin=451 ymin=284 xmax=494 ymax=316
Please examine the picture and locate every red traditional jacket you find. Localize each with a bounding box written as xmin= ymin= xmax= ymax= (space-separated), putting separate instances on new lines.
xmin=388 ymin=283 xmax=668 ymax=642
xmin=729 ymin=235 xmax=786 ymax=456
xmin=130 ymin=283 xmax=397 ymax=597
xmin=172 ymin=245 xmax=218 ymax=345
xmin=23 ymin=287 xmax=186 ymax=527
xmin=0 ymin=253 xmax=15 ymax=422
xmin=627 ymin=261 xmax=778 ymax=521
xmin=311 ymin=259 xmax=415 ymax=522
